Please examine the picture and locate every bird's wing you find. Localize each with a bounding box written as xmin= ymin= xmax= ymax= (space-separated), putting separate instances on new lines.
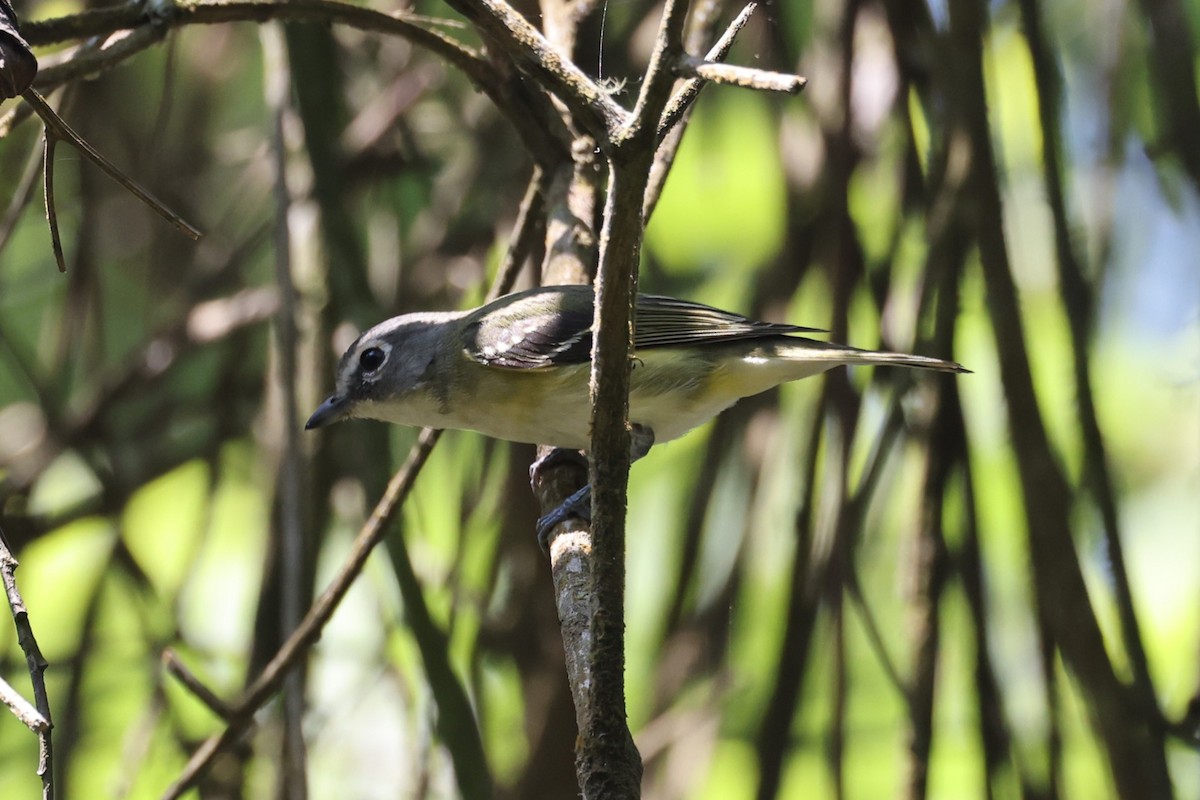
xmin=462 ymin=288 xmax=594 ymax=369
xmin=633 ymin=294 xmax=822 ymax=348
xmin=463 ymin=287 xmax=822 ymax=370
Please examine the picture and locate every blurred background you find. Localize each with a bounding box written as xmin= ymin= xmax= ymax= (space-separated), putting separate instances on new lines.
xmin=0 ymin=0 xmax=1197 ymax=797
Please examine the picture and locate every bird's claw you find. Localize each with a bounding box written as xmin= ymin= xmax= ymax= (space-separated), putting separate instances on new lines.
xmin=536 ymin=484 xmax=591 ymax=554
xmin=529 ymin=430 xmax=651 ymax=554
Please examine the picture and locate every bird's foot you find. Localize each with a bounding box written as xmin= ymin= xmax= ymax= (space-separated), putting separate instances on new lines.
xmin=530 ymin=448 xmax=589 ymax=554
xmin=536 ymin=484 xmax=591 ymax=553
xmin=528 ymin=428 xmax=653 ymax=554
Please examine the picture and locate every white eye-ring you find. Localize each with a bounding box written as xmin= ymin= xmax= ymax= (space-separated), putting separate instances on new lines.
xmin=357 ymin=341 xmax=391 ymax=379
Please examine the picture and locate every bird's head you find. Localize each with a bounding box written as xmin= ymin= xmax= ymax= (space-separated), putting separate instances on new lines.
xmin=304 ymin=312 xmax=457 ymax=430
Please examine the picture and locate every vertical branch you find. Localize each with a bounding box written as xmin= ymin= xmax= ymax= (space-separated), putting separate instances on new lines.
xmin=1016 ymin=0 xmax=1158 ymax=724
xmin=577 ymin=1 xmax=689 ymax=794
xmin=946 ymin=0 xmax=1172 ymax=794
xmin=538 ymin=155 xmax=603 ymax=788
xmin=753 ymin=391 xmax=825 ymax=800
xmin=1134 ymin=0 xmax=1200 ymax=185
xmin=905 ymin=411 xmax=951 ymax=800
xmin=261 ymin=23 xmax=309 ymax=799
xmin=906 ymin=139 xmax=967 ymax=798
xmin=900 ymin=7 xmax=1018 ymax=790
xmin=579 ymin=159 xmax=645 ymax=796
xmin=534 ymin=0 xmax=606 ymax=757
xmin=383 ymin=520 xmax=495 ymax=800
xmin=829 ymin=599 xmax=847 ymax=800
xmin=952 ymin=407 xmax=1012 ymax=799
xmin=1038 ymin=611 xmax=1064 ymax=798
xmin=646 ymin=0 xmax=756 ymax=220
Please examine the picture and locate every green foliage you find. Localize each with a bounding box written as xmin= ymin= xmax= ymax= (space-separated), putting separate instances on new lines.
xmin=647 ymin=93 xmax=787 ymax=275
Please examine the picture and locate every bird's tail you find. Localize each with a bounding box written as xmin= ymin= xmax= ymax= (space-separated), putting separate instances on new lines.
xmin=774 ymin=338 xmax=969 ymax=375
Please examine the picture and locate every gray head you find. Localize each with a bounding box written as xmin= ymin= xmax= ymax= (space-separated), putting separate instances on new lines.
xmin=305 ymin=311 xmax=460 ymax=430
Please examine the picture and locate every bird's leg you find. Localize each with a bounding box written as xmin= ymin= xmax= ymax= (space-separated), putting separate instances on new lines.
xmin=535 ymin=483 xmax=592 ymax=552
xmin=533 ymin=424 xmax=655 ymax=553
xmin=531 ymin=448 xmax=589 ymax=552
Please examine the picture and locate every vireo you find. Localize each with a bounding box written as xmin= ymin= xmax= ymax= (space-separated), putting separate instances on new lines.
xmin=305 ymin=286 xmax=965 ymax=539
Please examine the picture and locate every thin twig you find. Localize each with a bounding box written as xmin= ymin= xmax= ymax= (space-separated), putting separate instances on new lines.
xmin=23 ymin=89 xmax=202 ymax=240
xmin=22 ymin=1 xmax=464 ymax=47
xmin=674 ymin=55 xmax=806 ymax=93
xmin=261 ymin=21 xmax=309 ymax=796
xmin=660 ymin=1 xmax=756 ymax=140
xmin=0 ymin=528 xmax=54 ymax=800
xmin=5 ymin=3 xmax=480 ymax=139
xmin=441 ymin=0 xmax=628 ymax=143
xmin=161 ymin=651 xmax=233 ymax=720
xmin=162 ymin=158 xmax=549 ymax=797
xmin=839 ymin=400 xmax=914 ymax=708
xmin=647 ymin=2 xmax=758 ymax=219
xmin=0 ymin=674 xmax=50 ymax=732
xmin=161 ymin=427 xmax=442 ymax=800
xmin=487 ymin=165 xmax=548 ymax=302
xmin=41 ymin=132 xmax=65 ymax=272
xmin=619 ymin=0 xmax=688 ymax=148
xmin=844 ymin=576 xmax=910 ymax=703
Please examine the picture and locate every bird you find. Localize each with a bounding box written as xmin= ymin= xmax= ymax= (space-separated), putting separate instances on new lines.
xmin=305 ymin=285 xmax=967 ymax=543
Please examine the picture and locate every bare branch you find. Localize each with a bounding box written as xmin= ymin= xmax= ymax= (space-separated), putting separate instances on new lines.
xmin=657 ymin=1 xmax=759 ymax=142
xmin=261 ymin=22 xmax=310 ymax=795
xmin=161 ymin=428 xmax=442 ymax=800
xmin=11 ymin=3 xmax=483 ymax=139
xmin=0 ymin=530 xmax=54 ymax=800
xmin=162 ymin=158 xmax=549 ymax=797
xmin=561 ymin=2 xmax=697 ymax=793
xmin=0 ymin=674 xmax=49 ymax=733
xmin=40 ymin=132 xmax=64 ymax=272
xmin=673 ymin=54 xmax=807 ymax=93
xmin=618 ymin=0 xmax=689 ymax=148
xmin=161 ymin=651 xmax=233 ymax=721
xmin=24 ymin=89 xmax=202 ymax=240
xmin=442 ymin=0 xmax=628 ymax=143
xmin=648 ymin=1 xmax=758 ymax=220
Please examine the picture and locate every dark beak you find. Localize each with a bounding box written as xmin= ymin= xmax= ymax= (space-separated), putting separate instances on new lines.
xmin=305 ymin=394 xmax=350 ymax=430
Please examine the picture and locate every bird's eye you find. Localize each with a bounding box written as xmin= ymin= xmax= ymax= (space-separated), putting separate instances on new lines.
xmin=359 ymin=347 xmax=386 ymax=373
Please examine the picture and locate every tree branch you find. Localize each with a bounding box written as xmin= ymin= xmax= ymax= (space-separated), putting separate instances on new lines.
xmin=441 ymin=0 xmax=628 ymax=143
xmin=0 ymin=529 xmax=54 ymax=800
xmin=947 ymin=0 xmax=1172 ymax=794
xmin=161 ymin=427 xmax=442 ymax=800
xmin=0 ymin=674 xmax=49 ymax=733
xmin=161 ymin=158 xmax=547 ymax=798
xmin=24 ymin=88 xmax=202 ymax=241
